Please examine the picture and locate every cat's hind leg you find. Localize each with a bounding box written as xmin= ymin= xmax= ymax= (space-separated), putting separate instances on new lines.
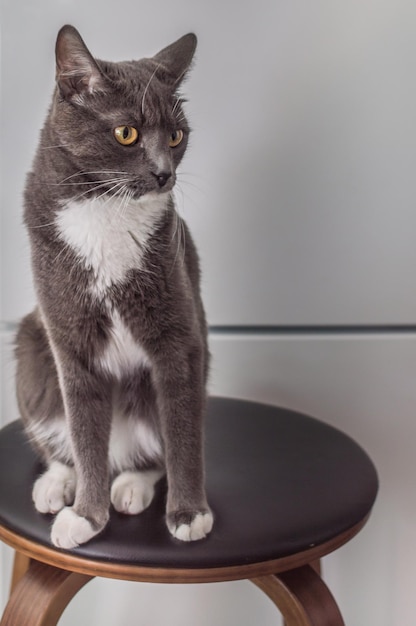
xmin=110 ymin=469 xmax=164 ymax=515
xmin=16 ymin=310 xmax=77 ymax=515
xmin=33 ymin=461 xmax=76 ymax=514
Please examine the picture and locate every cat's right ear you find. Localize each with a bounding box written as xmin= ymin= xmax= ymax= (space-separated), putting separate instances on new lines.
xmin=55 ymin=25 xmax=104 ymax=102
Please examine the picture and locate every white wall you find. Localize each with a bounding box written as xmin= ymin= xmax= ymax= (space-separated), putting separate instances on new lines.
xmin=2 ymin=0 xmax=416 ymax=324
xmin=2 ymin=1 xmax=416 ymax=624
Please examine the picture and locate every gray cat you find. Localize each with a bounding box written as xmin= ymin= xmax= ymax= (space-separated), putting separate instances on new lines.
xmin=15 ymin=25 xmax=213 ymax=549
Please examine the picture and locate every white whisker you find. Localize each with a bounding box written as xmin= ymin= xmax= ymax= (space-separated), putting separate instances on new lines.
xmin=171 ymin=96 xmax=183 ymax=116
xmin=113 ymin=186 xmax=132 ymax=223
xmin=56 ymin=170 xmax=129 ymax=185
xmin=95 ymin=180 xmax=131 ymax=203
xmin=52 ymin=176 xmax=131 ymax=187
xmin=52 ymin=242 xmax=71 ymax=266
xmin=174 ymin=112 xmax=187 ymax=124
xmin=28 ymin=221 xmax=57 ymax=230
xmin=141 ymin=63 xmax=161 ymax=115
xmin=69 ymin=179 xmax=130 ymax=204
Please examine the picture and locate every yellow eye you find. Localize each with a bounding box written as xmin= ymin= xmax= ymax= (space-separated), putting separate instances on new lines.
xmin=169 ymin=129 xmax=184 ymax=148
xmin=114 ymin=126 xmax=139 ymax=146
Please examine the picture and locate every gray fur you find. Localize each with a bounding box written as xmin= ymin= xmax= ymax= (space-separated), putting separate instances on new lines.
xmin=15 ymin=25 xmax=212 ymax=543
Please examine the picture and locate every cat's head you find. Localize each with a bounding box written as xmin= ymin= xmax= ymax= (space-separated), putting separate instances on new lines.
xmin=47 ymin=25 xmax=196 ymax=200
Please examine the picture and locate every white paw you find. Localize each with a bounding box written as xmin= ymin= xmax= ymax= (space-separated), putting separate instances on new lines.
xmin=33 ymin=462 xmax=76 ymax=514
xmin=111 ymin=470 xmax=163 ymax=515
xmin=51 ymin=507 xmax=99 ymax=549
xmin=169 ymin=511 xmax=214 ymax=542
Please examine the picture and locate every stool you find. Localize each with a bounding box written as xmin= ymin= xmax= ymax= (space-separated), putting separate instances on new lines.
xmin=0 ymin=397 xmax=378 ymax=626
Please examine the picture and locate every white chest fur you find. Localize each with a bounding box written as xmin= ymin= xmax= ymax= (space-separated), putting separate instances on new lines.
xmin=98 ymin=309 xmax=150 ymax=379
xmin=55 ymin=192 xmax=169 ymax=295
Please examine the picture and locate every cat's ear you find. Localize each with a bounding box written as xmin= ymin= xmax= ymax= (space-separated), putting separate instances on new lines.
xmin=152 ymin=33 xmax=197 ymax=86
xmin=55 ymin=25 xmax=104 ymax=102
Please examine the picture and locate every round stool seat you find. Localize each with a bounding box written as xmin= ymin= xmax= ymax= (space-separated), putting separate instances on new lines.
xmin=0 ymin=397 xmax=378 ymax=582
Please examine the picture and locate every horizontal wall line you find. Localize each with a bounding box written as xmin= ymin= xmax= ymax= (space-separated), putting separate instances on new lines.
xmin=0 ymin=322 xmax=18 ymax=335
xmin=209 ymin=325 xmax=416 ymax=335
xmin=2 ymin=320 xmax=416 ymax=337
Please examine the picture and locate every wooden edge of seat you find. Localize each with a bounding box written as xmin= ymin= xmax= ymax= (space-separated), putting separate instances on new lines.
xmin=0 ymin=513 xmax=370 ymax=584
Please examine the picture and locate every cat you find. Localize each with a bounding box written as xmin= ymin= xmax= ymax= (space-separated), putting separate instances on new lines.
xmin=14 ymin=24 xmax=213 ymax=549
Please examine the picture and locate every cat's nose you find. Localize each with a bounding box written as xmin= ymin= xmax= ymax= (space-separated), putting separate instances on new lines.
xmin=151 ymin=170 xmax=171 ymax=188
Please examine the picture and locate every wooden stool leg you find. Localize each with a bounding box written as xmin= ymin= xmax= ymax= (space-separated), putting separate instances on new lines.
xmin=9 ymin=551 xmax=32 ymax=595
xmin=310 ymin=559 xmax=321 ymax=576
xmin=280 ymin=560 xmax=321 ymax=626
xmin=1 ymin=560 xmax=92 ymax=626
xmin=251 ymin=564 xmax=345 ymax=626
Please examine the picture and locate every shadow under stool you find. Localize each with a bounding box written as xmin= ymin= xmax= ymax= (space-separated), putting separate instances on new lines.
xmin=0 ymin=396 xmax=378 ymax=626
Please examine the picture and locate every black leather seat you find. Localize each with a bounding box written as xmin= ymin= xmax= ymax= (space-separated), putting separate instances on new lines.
xmin=0 ymin=397 xmax=378 ymax=625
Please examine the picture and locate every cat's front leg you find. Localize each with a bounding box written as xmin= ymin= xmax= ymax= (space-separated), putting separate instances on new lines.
xmin=154 ymin=343 xmax=213 ymax=542
xmin=166 ymin=509 xmax=214 ymax=542
xmin=49 ymin=360 xmax=113 ymax=549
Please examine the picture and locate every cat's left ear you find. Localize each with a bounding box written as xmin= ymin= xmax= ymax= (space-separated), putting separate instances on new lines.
xmin=55 ymin=25 xmax=104 ymax=102
xmin=152 ymin=33 xmax=197 ymax=86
